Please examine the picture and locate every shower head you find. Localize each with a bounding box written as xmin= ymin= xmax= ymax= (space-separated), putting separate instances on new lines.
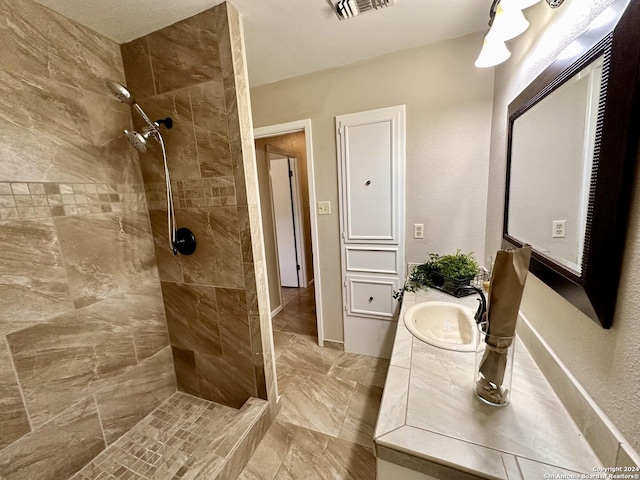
xmin=107 ymin=81 xmax=135 ymax=105
xmin=124 ymin=129 xmax=148 ymax=153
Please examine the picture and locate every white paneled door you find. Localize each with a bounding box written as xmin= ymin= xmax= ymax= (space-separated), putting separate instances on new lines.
xmin=270 ymin=153 xmax=303 ymax=288
xmin=337 ymin=105 xmax=406 ymax=358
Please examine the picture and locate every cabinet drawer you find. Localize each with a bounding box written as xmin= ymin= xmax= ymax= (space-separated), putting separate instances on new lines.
xmin=347 ymin=276 xmax=398 ymax=318
xmin=345 ymin=247 xmax=399 ymax=274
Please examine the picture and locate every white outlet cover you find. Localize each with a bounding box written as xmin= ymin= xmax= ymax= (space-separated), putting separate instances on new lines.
xmin=552 ymin=220 xmax=566 ymax=238
xmin=318 ymin=201 xmax=331 ymax=215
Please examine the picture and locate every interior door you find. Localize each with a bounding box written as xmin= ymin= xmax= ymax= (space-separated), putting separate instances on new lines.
xmin=270 ymin=154 xmax=300 ymax=287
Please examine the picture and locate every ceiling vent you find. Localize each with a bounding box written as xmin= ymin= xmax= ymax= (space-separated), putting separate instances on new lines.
xmin=336 ymin=0 xmax=396 ymax=20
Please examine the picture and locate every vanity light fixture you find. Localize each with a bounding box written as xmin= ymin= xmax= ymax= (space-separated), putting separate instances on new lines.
xmin=475 ymin=36 xmax=512 ymax=68
xmin=336 ymin=0 xmax=359 ymax=19
xmin=500 ymin=0 xmax=541 ymax=9
xmin=334 ymin=0 xmax=395 ymax=20
xmin=487 ymin=4 xmax=530 ymax=41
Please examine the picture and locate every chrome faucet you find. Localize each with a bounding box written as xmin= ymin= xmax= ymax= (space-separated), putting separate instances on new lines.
xmin=454 ymin=286 xmax=487 ymax=324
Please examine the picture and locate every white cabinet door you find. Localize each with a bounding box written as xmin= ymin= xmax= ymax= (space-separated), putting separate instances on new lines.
xmin=337 ymin=105 xmax=406 ymax=358
xmin=338 ymin=107 xmax=403 ymax=244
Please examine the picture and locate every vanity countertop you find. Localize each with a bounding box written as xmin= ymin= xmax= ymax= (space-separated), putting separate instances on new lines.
xmin=374 ymin=287 xmax=603 ymax=479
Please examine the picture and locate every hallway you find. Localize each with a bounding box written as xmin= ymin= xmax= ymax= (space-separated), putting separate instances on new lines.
xmin=238 ymin=287 xmax=389 ymax=479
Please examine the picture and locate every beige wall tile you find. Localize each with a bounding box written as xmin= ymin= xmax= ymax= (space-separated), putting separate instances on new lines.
xmin=135 ymin=88 xmax=201 ymax=182
xmin=0 ymin=396 xmax=105 ymax=480
xmin=196 ymin=350 xmax=257 ymax=408
xmin=0 ymin=218 xmax=73 ymax=335
xmin=0 ymin=338 xmax=30 ymax=450
xmin=217 ymin=287 xmax=252 ymax=360
xmin=191 ymin=81 xmax=232 ymax=177
xmin=7 ymin=299 xmax=139 ymax=427
xmin=177 ymin=207 xmax=244 ymax=288
xmin=172 ymin=346 xmax=200 ymax=397
xmin=147 ymin=9 xmax=221 ymax=94
xmin=53 ymin=211 xmax=157 ymax=309
xmin=126 ymin=284 xmax=170 ymax=361
xmin=120 ymin=37 xmax=156 ymax=100
xmin=148 ymin=209 xmax=184 ymax=283
xmin=95 ymin=347 xmax=176 ymax=444
xmin=161 ymin=281 xmax=221 ymax=355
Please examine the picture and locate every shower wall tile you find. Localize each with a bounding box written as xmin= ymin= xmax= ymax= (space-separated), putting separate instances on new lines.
xmin=0 ymin=396 xmax=105 ymax=480
xmin=148 ymin=209 xmax=184 ymax=282
xmin=0 ymin=0 xmax=176 ymax=475
xmin=191 ymin=81 xmax=233 ymax=177
xmin=0 ymin=218 xmax=73 ymax=335
xmin=147 ymin=9 xmax=221 ymax=95
xmin=172 ymin=346 xmax=200 ymax=397
xmin=135 ymin=88 xmax=201 ymax=182
xmin=53 ymin=210 xmax=157 ymax=309
xmin=161 ymin=281 xmax=222 ymax=355
xmin=6 ymin=299 xmax=138 ymax=427
xmin=177 ymin=207 xmax=245 ymax=288
xmin=95 ymin=346 xmax=176 ymax=445
xmin=120 ymin=37 xmax=156 ymax=100
xmin=196 ymin=350 xmax=257 ymax=409
xmin=126 ymin=284 xmax=170 ymax=361
xmin=217 ymin=287 xmax=251 ymax=359
xmin=244 ymin=263 xmax=259 ymax=315
xmin=238 ymin=205 xmax=254 ymax=264
xmin=0 ymin=338 xmax=31 ymax=450
xmin=121 ymin=2 xmax=275 ymax=419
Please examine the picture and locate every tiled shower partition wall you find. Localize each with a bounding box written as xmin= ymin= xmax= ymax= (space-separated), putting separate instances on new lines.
xmin=120 ymin=2 xmax=277 ymax=412
xmin=0 ymin=0 xmax=276 ymax=479
xmin=0 ymin=0 xmax=176 ymax=478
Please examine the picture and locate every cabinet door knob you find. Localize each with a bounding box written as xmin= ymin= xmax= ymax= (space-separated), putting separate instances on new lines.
xmin=365 ymin=180 xmax=371 ymax=186
xmin=369 ymin=296 xmax=374 ymax=302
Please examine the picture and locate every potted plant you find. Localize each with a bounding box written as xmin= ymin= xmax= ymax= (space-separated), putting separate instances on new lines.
xmin=394 ymin=250 xmax=479 ymax=301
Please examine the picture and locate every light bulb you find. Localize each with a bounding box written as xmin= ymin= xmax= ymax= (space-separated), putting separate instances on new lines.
xmin=475 ymin=36 xmax=512 ymax=68
xmin=487 ymin=5 xmax=530 ymax=41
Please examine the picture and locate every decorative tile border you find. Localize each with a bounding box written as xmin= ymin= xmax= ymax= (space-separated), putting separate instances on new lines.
xmin=145 ymin=177 xmax=237 ymax=211
xmin=0 ymin=182 xmax=147 ymax=221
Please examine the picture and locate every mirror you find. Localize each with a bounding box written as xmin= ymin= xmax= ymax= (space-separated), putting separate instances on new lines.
xmin=503 ymin=0 xmax=640 ymax=328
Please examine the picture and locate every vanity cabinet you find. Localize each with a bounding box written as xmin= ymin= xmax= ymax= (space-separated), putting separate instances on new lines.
xmin=336 ymin=105 xmax=405 ymax=358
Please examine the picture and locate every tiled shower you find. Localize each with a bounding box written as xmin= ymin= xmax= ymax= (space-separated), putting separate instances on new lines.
xmin=0 ymin=0 xmax=277 ymax=478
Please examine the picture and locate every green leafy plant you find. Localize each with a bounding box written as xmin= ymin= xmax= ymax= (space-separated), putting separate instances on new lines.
xmin=393 ymin=250 xmax=479 ymax=301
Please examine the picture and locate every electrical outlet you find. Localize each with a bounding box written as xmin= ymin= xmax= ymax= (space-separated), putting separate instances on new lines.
xmin=414 ymin=224 xmax=424 ymax=239
xmin=552 ymin=220 xmax=566 ymax=238
xmin=318 ymin=201 xmax=331 ymax=215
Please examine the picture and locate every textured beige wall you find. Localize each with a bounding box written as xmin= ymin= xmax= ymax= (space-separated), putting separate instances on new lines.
xmin=251 ymin=33 xmax=494 ymax=342
xmin=485 ymin=0 xmax=640 ymax=452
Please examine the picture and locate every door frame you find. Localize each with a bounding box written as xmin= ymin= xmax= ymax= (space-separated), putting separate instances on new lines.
xmin=254 ymin=119 xmax=325 ymax=346
xmin=267 ymin=146 xmax=308 ymax=288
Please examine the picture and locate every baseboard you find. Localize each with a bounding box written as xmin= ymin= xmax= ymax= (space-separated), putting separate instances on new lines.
xmin=323 ymin=339 xmax=345 ymax=351
xmin=270 ymin=304 xmax=283 ymax=317
xmin=517 ymin=313 xmax=638 ymax=468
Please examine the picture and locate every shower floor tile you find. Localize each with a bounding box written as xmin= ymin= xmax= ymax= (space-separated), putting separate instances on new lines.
xmin=71 ymin=392 xmax=246 ymax=480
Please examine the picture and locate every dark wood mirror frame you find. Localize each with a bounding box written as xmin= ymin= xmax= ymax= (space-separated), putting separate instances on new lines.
xmin=503 ymin=0 xmax=640 ymax=328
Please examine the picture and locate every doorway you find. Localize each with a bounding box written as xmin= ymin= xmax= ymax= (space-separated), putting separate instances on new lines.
xmin=254 ymin=120 xmax=325 ymax=345
xmin=268 ymin=148 xmax=305 ymax=288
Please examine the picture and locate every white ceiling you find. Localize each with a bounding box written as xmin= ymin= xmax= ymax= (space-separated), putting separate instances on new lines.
xmin=32 ymin=0 xmax=490 ymax=87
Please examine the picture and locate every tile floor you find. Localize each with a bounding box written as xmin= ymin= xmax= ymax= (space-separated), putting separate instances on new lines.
xmin=71 ymin=393 xmax=264 ymax=480
xmin=238 ymin=287 xmax=390 ymax=479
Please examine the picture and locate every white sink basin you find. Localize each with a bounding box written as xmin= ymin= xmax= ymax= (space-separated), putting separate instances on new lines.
xmin=403 ymin=301 xmax=477 ymax=351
